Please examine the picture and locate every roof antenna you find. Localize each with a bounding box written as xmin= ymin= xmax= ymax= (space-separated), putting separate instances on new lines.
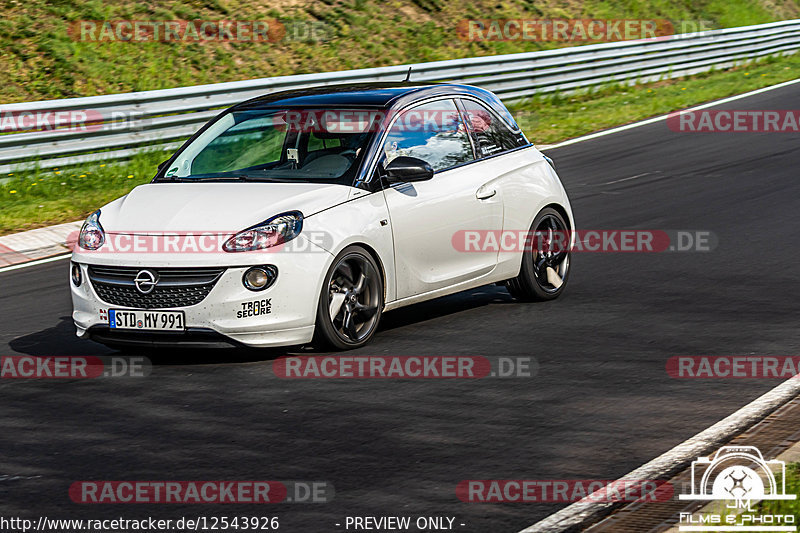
xmin=403 ymin=67 xmax=412 ymax=83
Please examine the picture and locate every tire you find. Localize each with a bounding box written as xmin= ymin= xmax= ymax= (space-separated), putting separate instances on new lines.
xmin=313 ymin=246 xmax=384 ymax=350
xmin=506 ymin=207 xmax=571 ymax=301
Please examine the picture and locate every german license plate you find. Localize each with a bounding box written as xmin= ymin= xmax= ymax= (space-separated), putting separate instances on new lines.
xmin=109 ymin=309 xmax=185 ymax=331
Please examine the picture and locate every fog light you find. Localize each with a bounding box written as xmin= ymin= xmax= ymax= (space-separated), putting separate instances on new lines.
xmin=71 ymin=262 xmax=82 ymax=287
xmin=243 ymin=266 xmax=277 ymax=291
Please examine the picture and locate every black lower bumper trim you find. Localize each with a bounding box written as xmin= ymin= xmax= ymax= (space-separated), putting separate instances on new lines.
xmin=87 ymin=325 xmax=243 ymax=349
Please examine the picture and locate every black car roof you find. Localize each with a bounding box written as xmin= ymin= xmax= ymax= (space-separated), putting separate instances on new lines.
xmin=234 ymin=83 xmax=426 ymax=108
xmin=236 ymin=82 xmax=488 ymax=109
xmin=232 ymin=82 xmax=520 ymax=130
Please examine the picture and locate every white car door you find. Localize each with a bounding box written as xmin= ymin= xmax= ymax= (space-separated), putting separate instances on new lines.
xmin=380 ymin=99 xmax=503 ymax=299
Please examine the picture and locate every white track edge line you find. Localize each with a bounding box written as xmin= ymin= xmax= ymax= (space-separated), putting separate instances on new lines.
xmin=519 ymin=377 xmax=800 ymax=533
xmin=0 ymin=253 xmax=70 ymax=274
xmin=540 ymin=77 xmax=800 ymax=150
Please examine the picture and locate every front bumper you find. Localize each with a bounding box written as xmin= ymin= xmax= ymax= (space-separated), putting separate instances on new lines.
xmin=70 ymin=249 xmax=333 ymax=348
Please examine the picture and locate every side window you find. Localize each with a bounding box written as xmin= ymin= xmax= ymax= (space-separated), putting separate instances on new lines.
xmin=460 ymin=100 xmax=527 ymax=158
xmin=382 ymin=99 xmax=474 ymax=172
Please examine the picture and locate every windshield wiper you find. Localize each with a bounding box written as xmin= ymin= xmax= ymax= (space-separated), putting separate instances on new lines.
xmin=167 ymin=176 xmax=243 ymax=182
xmin=235 ymin=175 xmax=292 ymax=182
xmin=162 ymin=175 xmax=292 ymax=183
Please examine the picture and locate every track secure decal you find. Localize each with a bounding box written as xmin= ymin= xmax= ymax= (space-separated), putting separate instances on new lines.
xmin=237 ymin=299 xmax=272 ymax=319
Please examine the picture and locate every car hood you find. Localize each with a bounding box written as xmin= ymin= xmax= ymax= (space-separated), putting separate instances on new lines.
xmin=98 ymin=182 xmax=352 ymax=234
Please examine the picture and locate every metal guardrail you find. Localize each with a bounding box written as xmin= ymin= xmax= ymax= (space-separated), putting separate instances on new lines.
xmin=2 ymin=19 xmax=799 ymax=173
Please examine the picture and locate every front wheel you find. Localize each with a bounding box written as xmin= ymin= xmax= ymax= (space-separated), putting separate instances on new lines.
xmin=505 ymin=208 xmax=571 ymax=301
xmin=314 ymin=246 xmax=384 ymax=350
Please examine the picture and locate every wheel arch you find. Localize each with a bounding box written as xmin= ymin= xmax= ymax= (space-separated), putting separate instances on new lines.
xmin=543 ymin=202 xmax=572 ymax=231
xmin=348 ymin=242 xmax=388 ymax=304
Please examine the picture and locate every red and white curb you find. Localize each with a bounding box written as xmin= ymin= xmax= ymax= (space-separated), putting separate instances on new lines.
xmin=0 ymin=220 xmax=80 ymax=270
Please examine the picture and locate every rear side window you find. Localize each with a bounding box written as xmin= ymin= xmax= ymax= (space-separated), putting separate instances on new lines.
xmin=460 ymin=99 xmax=527 ymax=158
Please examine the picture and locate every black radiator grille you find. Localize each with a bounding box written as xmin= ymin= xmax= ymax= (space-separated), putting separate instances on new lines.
xmin=88 ymin=266 xmax=225 ymax=309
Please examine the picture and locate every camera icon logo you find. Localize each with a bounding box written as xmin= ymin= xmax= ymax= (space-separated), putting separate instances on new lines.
xmin=679 ymin=446 xmax=796 ymax=509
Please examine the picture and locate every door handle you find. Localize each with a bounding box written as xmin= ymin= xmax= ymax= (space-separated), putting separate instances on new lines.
xmin=476 ymin=188 xmax=497 ymax=200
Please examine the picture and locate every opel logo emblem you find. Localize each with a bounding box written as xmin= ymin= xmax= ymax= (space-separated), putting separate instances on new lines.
xmin=133 ymin=269 xmax=158 ymax=295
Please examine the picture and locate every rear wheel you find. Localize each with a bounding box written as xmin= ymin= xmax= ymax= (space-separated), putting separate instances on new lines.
xmin=506 ymin=208 xmax=571 ymax=301
xmin=314 ymin=246 xmax=384 ymax=350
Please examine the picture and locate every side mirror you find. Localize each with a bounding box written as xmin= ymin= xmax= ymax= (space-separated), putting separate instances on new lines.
xmin=384 ymin=156 xmax=434 ymax=184
xmin=157 ymin=160 xmax=169 ymax=171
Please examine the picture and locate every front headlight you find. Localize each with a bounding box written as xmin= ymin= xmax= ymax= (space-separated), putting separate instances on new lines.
xmin=78 ymin=210 xmax=105 ymax=250
xmin=223 ymin=211 xmax=303 ymax=252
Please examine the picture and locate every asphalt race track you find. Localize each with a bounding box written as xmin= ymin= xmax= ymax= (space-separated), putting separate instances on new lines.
xmin=1 ymin=83 xmax=799 ymax=532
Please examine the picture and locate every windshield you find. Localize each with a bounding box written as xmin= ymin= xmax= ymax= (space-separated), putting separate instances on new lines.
xmin=158 ymin=108 xmax=375 ymax=184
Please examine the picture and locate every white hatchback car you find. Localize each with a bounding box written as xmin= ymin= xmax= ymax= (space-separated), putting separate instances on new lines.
xmin=70 ymin=83 xmax=573 ymax=350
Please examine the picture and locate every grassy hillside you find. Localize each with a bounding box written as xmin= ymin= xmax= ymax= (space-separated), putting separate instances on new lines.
xmin=1 ymin=0 xmax=799 ymax=234
xmin=1 ymin=0 xmax=799 ymax=103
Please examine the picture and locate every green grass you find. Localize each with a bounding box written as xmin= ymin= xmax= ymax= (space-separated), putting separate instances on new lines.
xmin=756 ymin=462 xmax=800 ymax=516
xmin=0 ymin=0 xmax=797 ymax=103
xmin=1 ymin=52 xmax=800 ymax=235
xmin=0 ymin=151 xmax=162 ymax=234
